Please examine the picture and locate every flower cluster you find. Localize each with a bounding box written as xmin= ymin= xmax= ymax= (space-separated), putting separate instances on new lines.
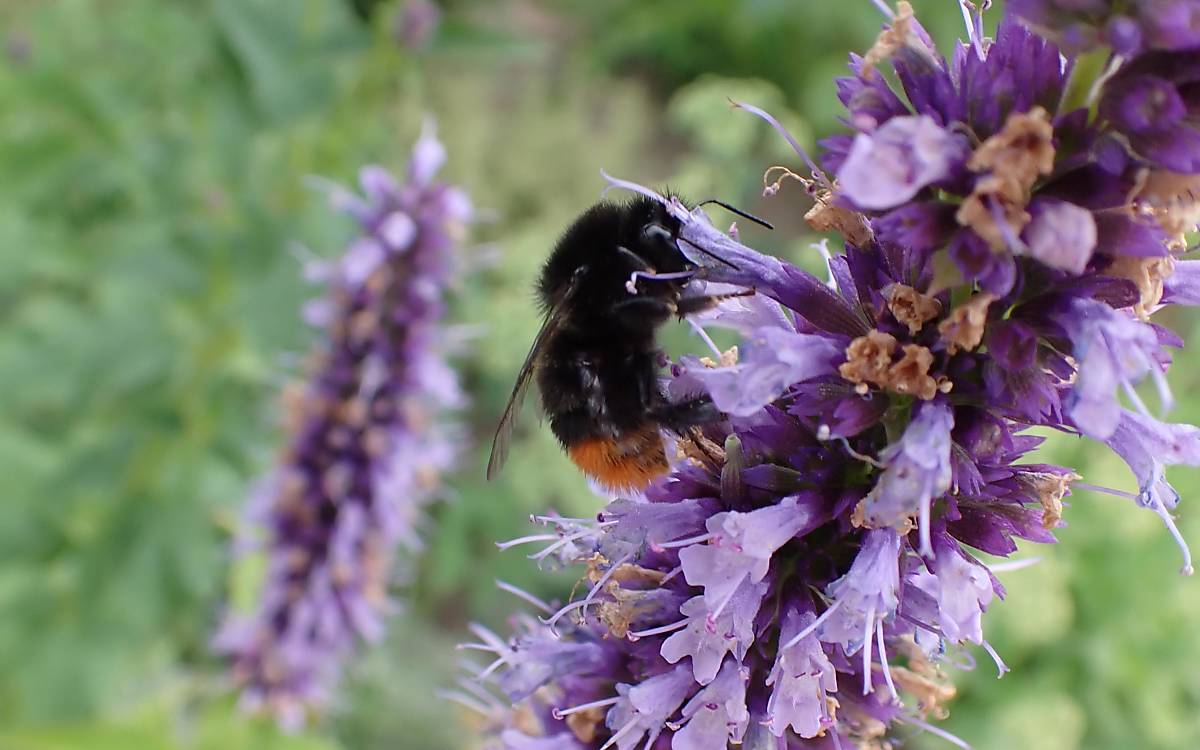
xmin=215 ymin=126 xmax=471 ymax=729
xmin=466 ymin=3 xmax=1199 ymax=748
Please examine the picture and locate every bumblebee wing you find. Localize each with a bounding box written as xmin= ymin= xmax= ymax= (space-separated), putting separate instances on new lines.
xmin=486 ymin=268 xmax=585 ymax=481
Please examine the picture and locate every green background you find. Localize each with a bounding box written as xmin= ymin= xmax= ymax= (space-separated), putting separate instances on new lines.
xmin=1 ymin=1 xmax=1197 ymax=748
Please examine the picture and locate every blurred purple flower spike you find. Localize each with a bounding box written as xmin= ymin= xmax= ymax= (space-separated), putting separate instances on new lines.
xmin=215 ymin=122 xmax=471 ymax=728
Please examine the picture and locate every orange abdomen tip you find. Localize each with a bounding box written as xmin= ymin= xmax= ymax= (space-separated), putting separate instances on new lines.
xmin=567 ymin=426 xmax=669 ymax=491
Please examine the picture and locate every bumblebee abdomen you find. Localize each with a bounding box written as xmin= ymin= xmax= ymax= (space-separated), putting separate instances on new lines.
xmin=566 ymin=424 xmax=669 ymax=491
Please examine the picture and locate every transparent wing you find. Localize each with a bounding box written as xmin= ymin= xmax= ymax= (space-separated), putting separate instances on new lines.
xmin=486 ymin=269 xmax=585 ymax=481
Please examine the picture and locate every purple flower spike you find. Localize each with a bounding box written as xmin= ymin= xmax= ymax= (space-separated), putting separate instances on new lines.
xmin=476 ymin=3 xmax=1200 ymax=747
xmin=837 ymin=115 xmax=969 ymax=210
xmin=215 ymin=125 xmax=470 ymax=727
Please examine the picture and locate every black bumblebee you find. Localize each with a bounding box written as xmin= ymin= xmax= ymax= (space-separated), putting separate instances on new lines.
xmin=486 ymin=195 xmax=762 ymax=490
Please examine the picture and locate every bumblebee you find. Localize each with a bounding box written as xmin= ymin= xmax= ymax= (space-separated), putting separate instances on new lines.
xmin=486 ymin=195 xmax=762 ymax=491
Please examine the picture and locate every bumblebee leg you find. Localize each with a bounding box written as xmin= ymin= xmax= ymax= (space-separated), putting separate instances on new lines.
xmin=609 ymin=296 xmax=675 ymax=325
xmin=615 ymin=245 xmax=654 ymax=271
xmin=650 ymin=396 xmax=723 ymax=431
xmin=675 ymin=288 xmax=756 ymax=317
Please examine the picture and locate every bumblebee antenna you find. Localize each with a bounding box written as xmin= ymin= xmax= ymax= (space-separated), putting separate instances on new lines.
xmin=677 ymin=235 xmax=740 ymax=271
xmin=697 ymin=199 xmax=774 ymax=231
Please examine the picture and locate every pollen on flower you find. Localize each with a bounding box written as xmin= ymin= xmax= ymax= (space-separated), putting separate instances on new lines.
xmin=852 ymin=499 xmax=917 ymax=532
xmin=611 ymin=562 xmax=668 ymax=586
xmin=886 ymin=283 xmax=942 ymax=335
xmin=700 ymin=345 xmax=739 ymax=368
xmin=958 ymin=107 xmax=1056 ymax=249
xmin=938 ymin=292 xmax=995 ymax=354
xmin=861 ymin=0 xmax=914 ymax=78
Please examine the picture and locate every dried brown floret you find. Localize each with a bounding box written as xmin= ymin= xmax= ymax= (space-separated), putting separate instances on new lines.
xmin=886 ymin=283 xmax=942 ymax=335
xmin=861 ymin=1 xmax=914 ymax=77
xmin=567 ymin=707 xmax=606 ymax=743
xmin=840 ymin=330 xmax=899 ymax=391
xmin=967 ymin=107 xmax=1055 ymax=182
xmin=1133 ymin=169 xmax=1200 ymax=248
xmin=887 ymin=343 xmax=939 ymax=400
xmin=1018 ymin=470 xmax=1080 ymax=529
xmin=956 ymin=173 xmax=1033 ymax=250
xmin=1107 ymin=254 xmax=1175 ymax=320
xmin=957 ymin=107 xmax=1055 ymax=250
xmin=938 ymin=292 xmax=996 ymax=354
xmin=805 ymin=190 xmax=874 ymax=246
xmin=892 ymin=665 xmax=958 ymax=720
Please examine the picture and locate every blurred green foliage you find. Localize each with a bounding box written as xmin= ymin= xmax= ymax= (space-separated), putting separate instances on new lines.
xmin=0 ymin=0 xmax=1197 ymax=749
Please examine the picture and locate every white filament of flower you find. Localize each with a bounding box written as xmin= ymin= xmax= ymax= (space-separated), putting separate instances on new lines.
xmin=957 ymin=0 xmax=985 ymax=61
xmin=877 ymin=619 xmax=900 ymax=702
xmin=867 ymin=0 xmax=893 ymax=18
xmin=652 ymin=531 xmax=716 ymax=551
xmin=902 ymin=713 xmax=974 ymax=750
xmin=495 ymin=579 xmax=554 ymax=614
xmin=553 ymin=694 xmax=622 ymax=720
xmin=626 ymin=618 xmax=690 ymax=642
xmin=780 ymin=599 xmax=843 ymax=651
xmin=813 ymin=239 xmax=837 ymax=290
xmin=862 ymin=603 xmax=877 ymax=695
xmin=981 ymin=640 xmax=1010 ymax=678
xmin=687 ymin=317 xmax=725 ymax=360
xmin=495 ymin=533 xmax=561 ymax=551
xmin=528 ymin=529 xmax=599 ymax=561
xmin=987 ymin=557 xmax=1042 ymax=573
xmin=919 ymin=492 xmax=934 ymax=559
